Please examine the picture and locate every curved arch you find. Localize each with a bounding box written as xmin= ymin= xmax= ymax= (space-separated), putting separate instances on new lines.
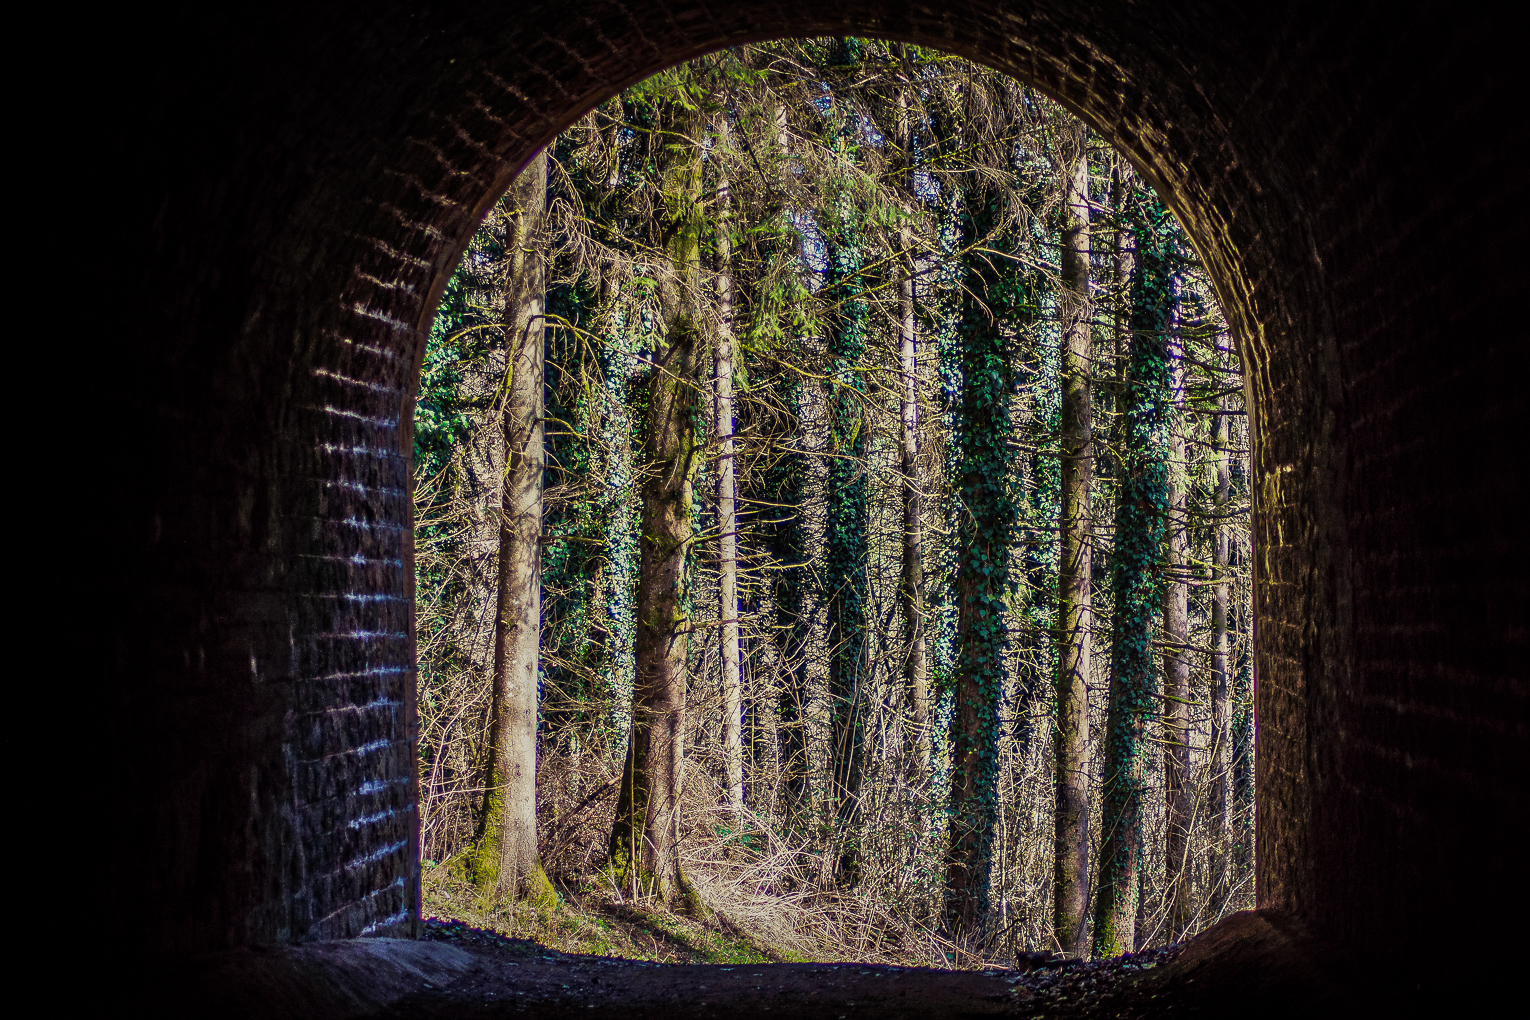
xmin=101 ymin=1 xmax=1520 ymax=967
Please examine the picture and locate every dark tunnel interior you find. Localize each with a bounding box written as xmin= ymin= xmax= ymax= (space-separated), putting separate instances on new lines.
xmin=90 ymin=0 xmax=1523 ymax=1009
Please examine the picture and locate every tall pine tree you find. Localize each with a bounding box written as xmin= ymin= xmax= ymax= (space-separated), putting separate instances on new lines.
xmin=1094 ymin=194 xmax=1176 ymax=957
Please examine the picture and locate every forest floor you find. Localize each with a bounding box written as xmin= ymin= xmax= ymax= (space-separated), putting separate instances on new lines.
xmin=409 ymin=916 xmax=1188 ymax=1018
xmin=423 ymin=863 xmax=792 ymax=966
xmin=417 ymin=865 xmax=1208 ymax=1017
xmin=185 ymin=873 xmax=1350 ymax=1017
xmin=175 ymin=908 xmax=1369 ymax=1019
xmin=422 ymin=850 xmax=1011 ymax=968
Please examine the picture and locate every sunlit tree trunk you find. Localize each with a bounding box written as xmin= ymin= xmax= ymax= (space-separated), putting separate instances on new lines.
xmin=1052 ymin=120 xmax=1094 ymax=957
xmin=1208 ymin=384 xmax=1233 ymax=907
xmin=753 ymin=98 xmax=813 ymax=818
xmin=895 ymin=90 xmax=929 ymax=787
xmin=471 ymin=150 xmax=554 ymax=906
xmin=1111 ymin=157 xmax=1134 ymax=399
xmin=1231 ymin=570 xmax=1254 ymax=888
xmin=713 ymin=121 xmax=744 ymax=812
xmin=1163 ymin=333 xmax=1193 ymax=940
xmin=458 ymin=251 xmax=509 ymax=709
xmin=898 ymin=241 xmax=929 ymax=780
xmin=1094 ymin=195 xmax=1175 ymax=958
xmin=610 ymin=102 xmax=704 ymax=906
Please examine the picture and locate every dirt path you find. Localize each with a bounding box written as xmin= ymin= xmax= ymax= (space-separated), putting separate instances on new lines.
xmin=408 ymin=917 xmax=1161 ymax=1017
xmin=180 ymin=910 xmax=1362 ymax=1019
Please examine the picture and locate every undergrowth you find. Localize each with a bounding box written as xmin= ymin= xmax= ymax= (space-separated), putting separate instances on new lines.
xmin=421 ymin=782 xmax=996 ymax=969
xmin=424 ymin=717 xmax=1042 ymax=968
xmin=424 ymin=862 xmax=787 ymax=965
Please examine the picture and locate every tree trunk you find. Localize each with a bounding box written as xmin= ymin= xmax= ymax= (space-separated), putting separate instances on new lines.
xmin=596 ymin=280 xmax=642 ymax=726
xmin=944 ymin=178 xmax=1026 ymax=941
xmin=610 ymin=104 xmax=704 ymax=906
xmin=1052 ymin=120 xmax=1093 ymax=957
xmin=471 ymin=150 xmax=554 ymax=906
xmin=824 ymin=212 xmax=870 ymax=887
xmin=713 ymin=125 xmax=744 ymax=812
xmin=1208 ymin=386 xmax=1233 ymax=909
xmin=889 ymin=87 xmax=929 ymax=789
xmin=898 ymin=229 xmax=929 ymax=786
xmin=770 ymin=370 xmax=811 ymax=815
xmin=763 ymin=98 xmax=811 ymax=819
xmin=1163 ymin=332 xmax=1193 ymax=940
xmin=1231 ymin=571 xmax=1254 ymax=889
xmin=1093 ymin=194 xmax=1174 ymax=958
xmin=1111 ymin=157 xmax=1134 ymax=403
xmin=458 ymin=256 xmax=510 ymax=707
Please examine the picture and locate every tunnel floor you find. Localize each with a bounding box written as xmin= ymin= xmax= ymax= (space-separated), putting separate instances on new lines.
xmin=176 ymin=909 xmax=1377 ymax=1018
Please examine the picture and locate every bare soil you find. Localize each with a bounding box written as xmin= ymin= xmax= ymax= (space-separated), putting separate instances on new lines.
xmin=400 ymin=916 xmax=1186 ymax=1017
xmin=173 ymin=909 xmax=1375 ymax=1019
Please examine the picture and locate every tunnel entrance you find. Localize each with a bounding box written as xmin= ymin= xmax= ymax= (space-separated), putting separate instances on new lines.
xmin=411 ymin=41 xmax=1256 ymax=964
xmin=104 ymin=0 xmax=1519 ymax=990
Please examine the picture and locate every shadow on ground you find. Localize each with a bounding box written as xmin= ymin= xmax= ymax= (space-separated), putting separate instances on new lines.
xmin=168 ymin=910 xmax=1384 ymax=1018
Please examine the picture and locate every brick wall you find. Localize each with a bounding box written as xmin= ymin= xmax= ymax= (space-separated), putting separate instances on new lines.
xmin=96 ymin=1 xmax=1522 ymax=959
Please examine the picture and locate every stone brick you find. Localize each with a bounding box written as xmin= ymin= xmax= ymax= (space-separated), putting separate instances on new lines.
xmin=92 ymin=0 xmax=1523 ymax=971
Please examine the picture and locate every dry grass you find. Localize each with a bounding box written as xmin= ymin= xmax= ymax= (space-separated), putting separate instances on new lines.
xmin=425 ymin=736 xmax=999 ymax=969
xmin=423 ymin=863 xmax=780 ymax=965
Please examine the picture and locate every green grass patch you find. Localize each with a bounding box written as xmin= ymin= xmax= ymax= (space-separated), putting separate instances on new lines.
xmin=423 ymin=860 xmax=776 ymax=965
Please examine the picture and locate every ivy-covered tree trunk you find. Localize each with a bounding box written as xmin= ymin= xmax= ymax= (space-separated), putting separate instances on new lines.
xmin=594 ymin=296 xmax=642 ymax=722
xmin=944 ymin=183 xmax=1025 ymax=939
xmin=1019 ymin=347 xmax=1060 ymax=756
xmin=1052 ymin=121 xmax=1094 ymax=956
xmin=767 ymin=369 xmax=811 ymax=815
xmin=1162 ymin=333 xmax=1193 ymax=940
xmin=610 ymin=101 xmax=704 ymax=906
xmin=1093 ymin=195 xmax=1175 ymax=958
xmin=824 ymin=207 xmax=871 ymax=886
xmin=471 ymin=150 xmax=555 ymax=906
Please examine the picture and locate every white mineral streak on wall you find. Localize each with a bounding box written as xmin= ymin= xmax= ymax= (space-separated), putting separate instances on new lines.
xmin=338 ymin=337 xmax=400 ymax=361
xmin=297 ymin=553 xmax=404 ymax=566
xmin=349 ymin=807 xmax=404 ymax=829
xmin=317 ymin=403 xmax=399 ymax=428
xmin=354 ymin=269 xmax=420 ymax=294
xmin=321 ymin=479 xmax=408 ymax=498
xmin=315 ymin=630 xmax=409 ymax=641
xmin=351 ymin=302 xmax=416 ymax=333
xmin=313 ymin=366 xmax=407 ymax=395
xmin=359 ymin=235 xmax=433 ymax=271
xmin=313 ymin=875 xmax=408 ymax=932
xmin=316 ymin=667 xmax=409 ymax=681
xmin=296 ymin=736 xmax=400 ymax=764
xmin=320 ymin=441 xmax=400 ymax=456
xmin=346 ymin=839 xmax=411 ymax=872
xmin=357 ymin=885 xmax=412 ymax=936
xmin=325 ymin=697 xmax=404 ymax=714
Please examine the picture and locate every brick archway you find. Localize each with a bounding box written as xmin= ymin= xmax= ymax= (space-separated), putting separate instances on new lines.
xmin=100 ymin=1 xmax=1520 ymax=968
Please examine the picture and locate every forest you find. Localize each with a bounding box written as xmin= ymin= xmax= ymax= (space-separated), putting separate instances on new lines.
xmin=411 ymin=38 xmax=1253 ymax=966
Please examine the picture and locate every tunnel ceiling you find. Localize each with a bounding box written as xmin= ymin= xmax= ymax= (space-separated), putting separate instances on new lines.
xmin=95 ymin=1 xmax=1522 ymax=961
